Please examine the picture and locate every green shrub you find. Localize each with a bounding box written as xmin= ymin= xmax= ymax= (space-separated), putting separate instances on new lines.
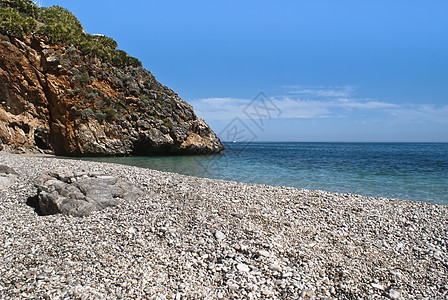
xmin=37 ymin=6 xmax=83 ymax=43
xmin=95 ymin=112 xmax=105 ymax=123
xmin=0 ymin=1 xmax=142 ymax=68
xmin=103 ymin=97 xmax=112 ymax=106
xmin=0 ymin=0 xmax=38 ymax=19
xmin=0 ymin=33 xmax=10 ymax=42
xmin=0 ymin=7 xmax=36 ymax=37
xmin=140 ymin=95 xmax=150 ymax=106
xmin=86 ymin=92 xmax=98 ymax=100
xmin=96 ymin=35 xmax=117 ymax=49
xmin=36 ymin=6 xmax=141 ymax=67
xmin=103 ymin=108 xmax=116 ymax=122
xmin=79 ymin=73 xmax=90 ymax=86
xmin=81 ymin=108 xmax=95 ymax=119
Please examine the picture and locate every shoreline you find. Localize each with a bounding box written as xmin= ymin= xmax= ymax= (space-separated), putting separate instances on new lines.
xmin=1 ymin=154 xmax=447 ymax=299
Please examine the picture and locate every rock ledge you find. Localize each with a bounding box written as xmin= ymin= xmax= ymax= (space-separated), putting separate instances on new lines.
xmin=34 ymin=171 xmax=142 ymax=216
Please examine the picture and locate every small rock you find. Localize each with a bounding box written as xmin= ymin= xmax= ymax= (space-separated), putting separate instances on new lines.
xmin=269 ymin=263 xmax=282 ymax=272
xmin=282 ymin=271 xmax=293 ymax=278
xmin=36 ymin=274 xmax=47 ymax=281
xmin=257 ymin=250 xmax=270 ymax=257
xmin=261 ymin=288 xmax=274 ymax=296
xmin=390 ymin=270 xmax=401 ymax=277
xmin=236 ymin=263 xmax=250 ymax=273
xmin=371 ymin=283 xmax=385 ymax=290
xmin=215 ymin=230 xmax=226 ymax=241
xmin=389 ymin=289 xmax=401 ymax=299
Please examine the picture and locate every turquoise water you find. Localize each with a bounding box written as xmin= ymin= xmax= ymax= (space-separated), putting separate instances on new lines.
xmin=77 ymin=142 xmax=448 ymax=205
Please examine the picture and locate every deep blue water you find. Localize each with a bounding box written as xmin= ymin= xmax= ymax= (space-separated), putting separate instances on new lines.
xmin=78 ymin=142 xmax=448 ymax=205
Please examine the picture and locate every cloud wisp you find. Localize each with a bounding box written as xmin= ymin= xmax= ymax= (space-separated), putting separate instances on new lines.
xmin=190 ymin=85 xmax=415 ymax=121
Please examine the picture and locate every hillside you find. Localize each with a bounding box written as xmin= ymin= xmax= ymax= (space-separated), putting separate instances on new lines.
xmin=0 ymin=0 xmax=224 ymax=155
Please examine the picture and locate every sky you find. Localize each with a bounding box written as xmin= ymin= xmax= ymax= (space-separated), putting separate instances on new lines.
xmin=41 ymin=0 xmax=448 ymax=142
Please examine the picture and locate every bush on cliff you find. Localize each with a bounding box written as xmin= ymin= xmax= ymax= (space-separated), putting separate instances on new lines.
xmin=0 ymin=0 xmax=141 ymax=67
xmin=0 ymin=7 xmax=36 ymax=37
xmin=0 ymin=0 xmax=38 ymax=19
xmin=37 ymin=5 xmax=83 ymax=44
xmin=37 ymin=6 xmax=141 ymax=67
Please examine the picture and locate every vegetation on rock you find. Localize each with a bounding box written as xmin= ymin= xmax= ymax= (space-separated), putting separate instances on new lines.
xmin=0 ymin=6 xmax=36 ymax=37
xmin=0 ymin=0 xmax=224 ymax=155
xmin=0 ymin=0 xmax=141 ymax=67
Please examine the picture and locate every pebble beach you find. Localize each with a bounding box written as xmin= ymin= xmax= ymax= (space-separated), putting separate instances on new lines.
xmin=0 ymin=154 xmax=447 ymax=299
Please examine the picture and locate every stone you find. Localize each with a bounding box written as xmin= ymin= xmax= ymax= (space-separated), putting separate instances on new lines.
xmin=215 ymin=230 xmax=226 ymax=241
xmin=282 ymin=271 xmax=293 ymax=278
xmin=0 ymin=165 xmax=18 ymax=189
xmin=269 ymin=263 xmax=282 ymax=272
xmin=46 ymin=54 xmax=60 ymax=64
xmin=0 ymin=175 xmax=16 ymax=190
xmin=257 ymin=250 xmax=270 ymax=257
xmin=34 ymin=171 xmax=142 ymax=216
xmin=228 ymin=283 xmax=239 ymax=291
xmin=236 ymin=263 xmax=250 ymax=273
xmin=1 ymin=154 xmax=448 ymax=299
xmin=0 ymin=165 xmax=17 ymax=175
xmin=371 ymin=283 xmax=385 ymax=290
xmin=389 ymin=289 xmax=401 ymax=299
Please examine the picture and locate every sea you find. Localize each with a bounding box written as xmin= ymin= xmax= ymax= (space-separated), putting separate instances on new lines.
xmin=78 ymin=142 xmax=448 ymax=205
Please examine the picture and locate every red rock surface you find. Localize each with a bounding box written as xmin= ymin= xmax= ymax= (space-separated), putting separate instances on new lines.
xmin=0 ymin=34 xmax=223 ymax=156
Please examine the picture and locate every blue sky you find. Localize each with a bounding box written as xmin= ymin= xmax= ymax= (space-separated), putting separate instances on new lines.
xmin=42 ymin=0 xmax=448 ymax=142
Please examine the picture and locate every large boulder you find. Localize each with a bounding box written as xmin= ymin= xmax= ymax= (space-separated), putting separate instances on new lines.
xmin=34 ymin=171 xmax=142 ymax=216
xmin=0 ymin=165 xmax=18 ymax=190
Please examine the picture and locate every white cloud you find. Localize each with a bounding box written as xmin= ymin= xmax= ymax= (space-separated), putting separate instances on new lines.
xmin=388 ymin=104 xmax=448 ymax=124
xmin=191 ymin=97 xmax=249 ymax=120
xmin=338 ymin=99 xmax=399 ymax=109
xmin=190 ymin=86 xmax=448 ymax=125
xmin=273 ymin=98 xmax=331 ymax=118
xmin=282 ymin=85 xmax=355 ymax=98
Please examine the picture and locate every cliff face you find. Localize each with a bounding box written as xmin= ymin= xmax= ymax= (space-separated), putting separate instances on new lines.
xmin=0 ymin=34 xmax=224 ymax=155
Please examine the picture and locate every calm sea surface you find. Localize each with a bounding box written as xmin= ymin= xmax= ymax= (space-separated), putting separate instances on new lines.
xmin=77 ymin=142 xmax=448 ymax=205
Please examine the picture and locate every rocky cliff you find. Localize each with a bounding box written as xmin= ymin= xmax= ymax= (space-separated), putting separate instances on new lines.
xmin=0 ymin=2 xmax=223 ymax=156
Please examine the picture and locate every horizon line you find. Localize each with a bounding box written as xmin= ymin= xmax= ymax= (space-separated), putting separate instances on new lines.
xmin=221 ymin=140 xmax=448 ymax=143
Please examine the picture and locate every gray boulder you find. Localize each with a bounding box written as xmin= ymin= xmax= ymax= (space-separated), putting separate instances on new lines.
xmin=0 ymin=165 xmax=18 ymax=190
xmin=34 ymin=171 xmax=142 ymax=216
xmin=0 ymin=165 xmax=18 ymax=175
